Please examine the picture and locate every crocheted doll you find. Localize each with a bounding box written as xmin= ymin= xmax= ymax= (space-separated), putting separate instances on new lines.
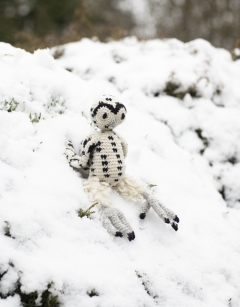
xmin=65 ymin=95 xmax=179 ymax=241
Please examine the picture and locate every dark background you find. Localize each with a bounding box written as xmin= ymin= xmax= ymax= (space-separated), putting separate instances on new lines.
xmin=0 ymin=0 xmax=239 ymax=52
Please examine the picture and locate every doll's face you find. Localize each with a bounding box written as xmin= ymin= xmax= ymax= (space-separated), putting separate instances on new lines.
xmin=90 ymin=95 xmax=127 ymax=131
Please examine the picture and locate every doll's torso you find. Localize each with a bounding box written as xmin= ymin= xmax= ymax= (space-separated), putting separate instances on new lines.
xmin=89 ymin=130 xmax=126 ymax=187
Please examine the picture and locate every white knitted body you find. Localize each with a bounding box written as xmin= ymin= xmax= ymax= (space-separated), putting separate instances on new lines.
xmin=80 ymin=130 xmax=127 ymax=187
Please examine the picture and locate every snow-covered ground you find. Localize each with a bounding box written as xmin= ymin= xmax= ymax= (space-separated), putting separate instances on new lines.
xmin=1 ymin=38 xmax=240 ymax=307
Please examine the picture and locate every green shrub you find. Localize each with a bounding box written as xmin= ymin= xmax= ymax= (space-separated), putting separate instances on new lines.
xmin=1 ymin=99 xmax=19 ymax=112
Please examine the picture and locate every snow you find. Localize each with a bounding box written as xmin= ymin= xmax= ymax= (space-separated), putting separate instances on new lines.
xmin=1 ymin=38 xmax=240 ymax=307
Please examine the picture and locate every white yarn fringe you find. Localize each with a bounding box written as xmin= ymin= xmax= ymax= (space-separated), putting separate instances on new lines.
xmin=83 ymin=176 xmax=112 ymax=207
xmin=114 ymin=174 xmax=147 ymax=203
xmin=83 ymin=174 xmax=148 ymax=208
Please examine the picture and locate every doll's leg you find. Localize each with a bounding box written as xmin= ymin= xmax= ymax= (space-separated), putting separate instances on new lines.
xmin=83 ymin=176 xmax=135 ymax=241
xmin=114 ymin=174 xmax=180 ymax=231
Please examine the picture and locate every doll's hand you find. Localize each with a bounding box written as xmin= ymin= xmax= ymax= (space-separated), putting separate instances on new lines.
xmin=101 ymin=207 xmax=135 ymax=241
xmin=65 ymin=140 xmax=82 ymax=169
xmin=65 ymin=140 xmax=76 ymax=159
xmin=141 ymin=192 xmax=180 ymax=231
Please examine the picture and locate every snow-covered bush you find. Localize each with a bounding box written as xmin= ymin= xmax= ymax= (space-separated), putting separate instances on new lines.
xmin=1 ymin=38 xmax=240 ymax=307
xmin=54 ymin=37 xmax=240 ymax=208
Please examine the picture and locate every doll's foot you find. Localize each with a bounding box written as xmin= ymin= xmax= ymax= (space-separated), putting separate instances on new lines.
xmin=115 ymin=231 xmax=123 ymax=237
xmin=101 ymin=207 xmax=135 ymax=241
xmin=127 ymin=231 xmax=135 ymax=241
xmin=139 ymin=213 xmax=146 ymax=219
xmin=142 ymin=192 xmax=180 ymax=231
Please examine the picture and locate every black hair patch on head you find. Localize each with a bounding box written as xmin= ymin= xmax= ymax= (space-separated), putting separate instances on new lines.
xmin=92 ymin=101 xmax=126 ymax=117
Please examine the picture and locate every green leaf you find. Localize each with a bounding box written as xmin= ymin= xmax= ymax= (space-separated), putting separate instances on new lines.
xmin=78 ymin=202 xmax=98 ymax=218
xmin=148 ymin=184 xmax=157 ymax=188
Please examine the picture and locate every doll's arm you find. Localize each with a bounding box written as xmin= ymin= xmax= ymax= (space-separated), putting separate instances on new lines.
xmin=78 ymin=132 xmax=99 ymax=168
xmin=65 ymin=140 xmax=82 ymax=169
xmin=114 ymin=132 xmax=128 ymax=157
xmin=65 ymin=132 xmax=99 ymax=172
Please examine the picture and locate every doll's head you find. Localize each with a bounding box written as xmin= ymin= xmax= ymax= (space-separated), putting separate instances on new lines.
xmin=90 ymin=95 xmax=127 ymax=131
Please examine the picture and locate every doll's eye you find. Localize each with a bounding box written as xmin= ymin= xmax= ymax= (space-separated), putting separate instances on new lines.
xmin=121 ymin=113 xmax=125 ymax=120
xmin=102 ymin=113 xmax=108 ymax=119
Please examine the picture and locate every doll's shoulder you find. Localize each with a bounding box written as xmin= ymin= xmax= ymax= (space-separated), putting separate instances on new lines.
xmin=79 ymin=131 xmax=100 ymax=154
xmin=113 ymin=131 xmax=127 ymax=143
xmin=82 ymin=130 xmax=100 ymax=144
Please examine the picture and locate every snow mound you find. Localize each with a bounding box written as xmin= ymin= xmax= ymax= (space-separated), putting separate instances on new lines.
xmin=1 ymin=38 xmax=240 ymax=307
